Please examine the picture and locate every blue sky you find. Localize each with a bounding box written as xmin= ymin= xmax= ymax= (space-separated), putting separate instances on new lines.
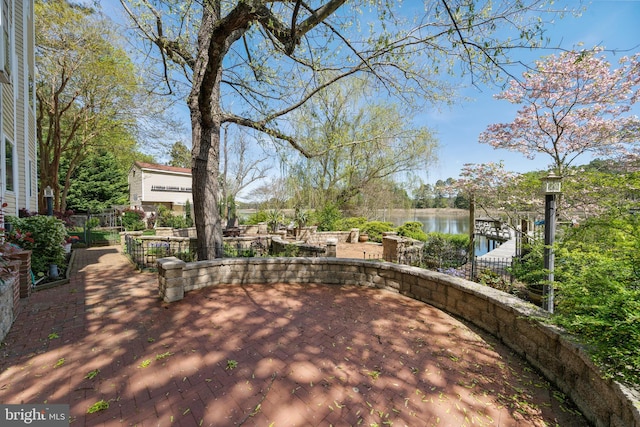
xmin=425 ymin=0 xmax=640 ymax=183
xmin=103 ymin=1 xmax=640 ymax=190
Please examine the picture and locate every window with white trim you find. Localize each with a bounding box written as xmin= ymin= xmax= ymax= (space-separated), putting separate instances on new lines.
xmin=4 ymin=137 xmax=14 ymax=192
xmin=28 ymin=159 xmax=33 ymax=197
xmin=0 ymin=0 xmax=11 ymax=84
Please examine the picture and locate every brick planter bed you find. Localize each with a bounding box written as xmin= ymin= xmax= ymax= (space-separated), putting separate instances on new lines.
xmin=158 ymin=256 xmax=640 ymax=427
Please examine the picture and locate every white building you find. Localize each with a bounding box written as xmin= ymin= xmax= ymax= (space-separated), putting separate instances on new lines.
xmin=1 ymin=1 xmax=37 ymax=218
xmin=128 ymin=162 xmax=193 ymax=213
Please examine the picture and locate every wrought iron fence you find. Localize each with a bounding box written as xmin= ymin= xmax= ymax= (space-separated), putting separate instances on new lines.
xmin=123 ymin=234 xmax=327 ymax=270
xmin=470 ymin=257 xmax=514 ymax=283
xmin=377 ymin=243 xmax=515 ymax=285
xmin=125 ymin=232 xmax=517 ymax=288
xmin=223 ymin=239 xmax=269 ymax=257
xmin=124 ymin=235 xmax=195 ymax=269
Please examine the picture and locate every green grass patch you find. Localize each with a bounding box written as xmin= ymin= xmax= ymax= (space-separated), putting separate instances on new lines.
xmin=87 ymin=400 xmax=109 ymax=414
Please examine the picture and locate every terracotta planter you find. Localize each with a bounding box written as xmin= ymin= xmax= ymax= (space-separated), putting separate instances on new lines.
xmin=359 ymin=234 xmax=369 ymax=243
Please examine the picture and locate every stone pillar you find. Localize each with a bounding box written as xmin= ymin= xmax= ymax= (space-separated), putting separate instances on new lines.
xmin=382 ymin=235 xmax=402 ymax=262
xmin=349 ymin=228 xmax=360 ymax=243
xmin=157 ymin=257 xmax=186 ymax=303
xmin=325 ymin=238 xmax=337 ymax=257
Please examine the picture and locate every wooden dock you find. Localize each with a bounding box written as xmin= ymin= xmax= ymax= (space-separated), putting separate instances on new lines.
xmin=478 ymin=237 xmax=517 ymax=260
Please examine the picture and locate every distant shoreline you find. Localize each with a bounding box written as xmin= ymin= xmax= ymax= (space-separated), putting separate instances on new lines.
xmin=238 ymin=208 xmax=470 ymax=216
xmin=386 ymin=208 xmax=468 ymax=216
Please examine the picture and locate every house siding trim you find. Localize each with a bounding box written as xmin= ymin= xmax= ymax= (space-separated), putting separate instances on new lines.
xmin=128 ymin=162 xmax=193 ymax=211
xmin=0 ymin=0 xmax=35 ymax=216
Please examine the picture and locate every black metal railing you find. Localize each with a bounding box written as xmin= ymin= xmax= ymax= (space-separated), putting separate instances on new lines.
xmin=124 ymin=235 xmax=195 ymax=269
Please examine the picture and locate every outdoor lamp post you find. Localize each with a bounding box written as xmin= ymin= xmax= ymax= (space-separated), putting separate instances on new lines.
xmin=541 ymin=172 xmax=562 ymax=313
xmin=44 ymin=186 xmax=54 ymax=216
xmin=43 ymin=185 xmax=58 ymax=278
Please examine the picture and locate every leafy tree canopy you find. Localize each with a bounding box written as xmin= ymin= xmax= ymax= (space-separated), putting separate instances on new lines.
xmin=65 ymin=150 xmax=129 ymax=213
xmin=479 ymin=48 xmax=640 ymax=176
xmin=168 ymin=141 xmax=191 ymax=168
xmin=288 ymin=78 xmax=437 ymax=212
xmin=119 ymin=0 xmax=562 ymax=259
xmin=36 ymin=0 xmax=176 ymax=212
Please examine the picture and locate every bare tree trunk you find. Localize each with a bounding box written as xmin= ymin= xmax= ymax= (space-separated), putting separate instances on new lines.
xmin=190 ymin=101 xmax=223 ymax=260
xmin=221 ymin=124 xmax=229 ymax=224
xmin=190 ymin=4 xmax=224 ymax=260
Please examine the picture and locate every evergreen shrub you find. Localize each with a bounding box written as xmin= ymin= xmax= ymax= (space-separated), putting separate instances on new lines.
xmin=335 ymin=217 xmax=368 ymax=231
xmin=156 ymin=205 xmax=188 ymax=229
xmin=396 ymin=221 xmax=428 ymax=241
xmin=512 ymin=215 xmax=640 ymax=385
xmin=421 ymin=232 xmax=469 ymax=269
xmin=552 ymin=215 xmax=640 ymax=385
xmin=361 ymin=221 xmax=394 ymax=242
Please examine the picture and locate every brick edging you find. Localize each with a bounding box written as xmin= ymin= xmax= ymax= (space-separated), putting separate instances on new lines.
xmin=157 ymin=256 xmax=640 ymax=427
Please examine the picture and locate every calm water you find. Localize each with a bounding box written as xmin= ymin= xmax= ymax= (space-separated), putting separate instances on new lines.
xmin=382 ymin=209 xmax=470 ymax=234
xmin=239 ymin=208 xmax=492 ymax=255
xmin=383 ymin=209 xmax=491 ymax=256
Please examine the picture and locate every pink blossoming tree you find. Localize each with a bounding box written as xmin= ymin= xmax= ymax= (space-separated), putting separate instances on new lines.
xmin=454 ymin=162 xmax=525 ymax=251
xmin=479 ymin=48 xmax=640 ymax=177
xmin=455 ymin=162 xmax=522 ymax=212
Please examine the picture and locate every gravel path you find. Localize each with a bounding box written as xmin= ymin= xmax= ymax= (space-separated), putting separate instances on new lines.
xmin=336 ymin=241 xmax=383 ymax=259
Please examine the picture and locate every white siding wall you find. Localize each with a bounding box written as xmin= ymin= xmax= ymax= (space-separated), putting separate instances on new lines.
xmin=1 ymin=0 xmax=35 ymax=216
xmin=128 ymin=164 xmax=193 ymax=210
xmin=143 ymin=172 xmax=192 ymax=206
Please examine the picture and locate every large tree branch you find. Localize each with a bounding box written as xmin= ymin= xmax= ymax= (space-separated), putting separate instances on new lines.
xmin=252 ymin=0 xmax=347 ymax=54
xmin=222 ymin=113 xmax=312 ymax=158
xmin=119 ymin=0 xmax=196 ymax=94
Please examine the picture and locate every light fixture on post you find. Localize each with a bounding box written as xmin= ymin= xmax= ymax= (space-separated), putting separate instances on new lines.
xmin=543 ymin=172 xmax=562 ymax=194
xmin=43 ymin=185 xmax=58 ymax=279
xmin=44 ymin=186 xmax=54 ymax=216
xmin=541 ymin=172 xmax=562 ymax=313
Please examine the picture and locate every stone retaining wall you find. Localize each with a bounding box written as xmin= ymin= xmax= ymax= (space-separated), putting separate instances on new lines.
xmin=157 ymin=257 xmax=640 ymax=427
xmin=305 ymin=230 xmax=352 ymax=245
xmin=142 ymin=225 xmax=355 ymax=247
xmin=382 ymin=234 xmax=423 ymax=263
xmin=271 ymin=236 xmax=335 ymax=257
xmin=0 ymin=269 xmax=19 ymax=343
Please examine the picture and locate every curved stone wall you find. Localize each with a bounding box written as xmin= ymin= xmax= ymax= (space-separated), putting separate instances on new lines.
xmin=157 ymin=257 xmax=640 ymax=427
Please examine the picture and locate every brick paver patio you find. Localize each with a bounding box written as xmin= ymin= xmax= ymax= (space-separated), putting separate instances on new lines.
xmin=0 ymin=247 xmax=588 ymax=426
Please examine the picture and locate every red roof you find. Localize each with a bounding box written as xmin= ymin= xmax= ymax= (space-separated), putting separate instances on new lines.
xmin=134 ymin=161 xmax=191 ymax=175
